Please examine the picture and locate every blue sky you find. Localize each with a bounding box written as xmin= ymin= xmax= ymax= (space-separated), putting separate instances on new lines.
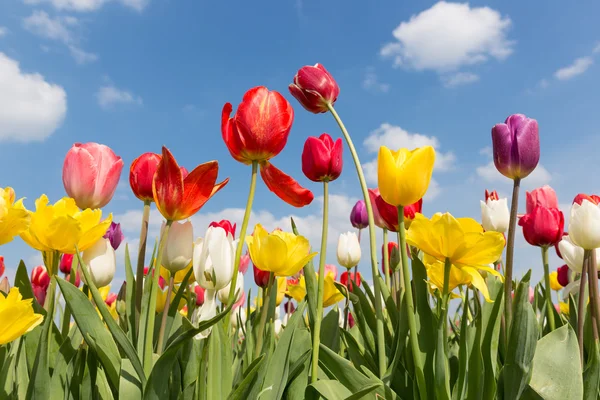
xmin=1 ymin=0 xmax=600 ymax=297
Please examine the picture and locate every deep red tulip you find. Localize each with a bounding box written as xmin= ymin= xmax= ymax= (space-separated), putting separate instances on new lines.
xmin=209 ymin=220 xmax=237 ymax=237
xmin=195 ymin=285 xmax=205 ymax=306
xmin=301 ymin=133 xmax=343 ymax=182
xmin=0 ymin=256 xmax=5 ymax=278
xmin=376 ymin=195 xmax=423 ymax=232
xmin=340 ymin=271 xmax=361 ymax=292
xmin=485 ymin=189 xmax=500 ymax=201
xmin=289 ymin=63 xmax=340 ymax=114
xmin=253 ymin=264 xmax=270 ymax=288
xmin=518 ymin=206 xmax=564 ymax=247
xmin=222 ymin=87 xmax=313 ymax=207
xmin=130 ymin=153 xmax=161 ymax=202
xmin=153 ymin=147 xmax=229 ymax=221
xmin=557 ymin=265 xmax=570 ymax=287
xmin=573 ymin=193 xmax=600 ymax=206
xmin=526 ymin=186 xmax=559 ymax=214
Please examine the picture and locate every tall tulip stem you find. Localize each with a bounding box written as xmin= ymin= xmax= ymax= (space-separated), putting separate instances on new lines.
xmin=226 ymin=161 xmax=259 ymax=327
xmin=577 ymin=253 xmax=589 ymax=366
xmin=397 ymin=205 xmax=427 ymax=398
xmin=541 ymin=246 xmax=555 ymax=332
xmin=588 ymin=250 xmax=600 ymax=338
xmin=156 ymin=276 xmax=175 ymax=354
xmin=383 ymin=229 xmax=391 ymax=290
xmin=434 ymin=257 xmax=452 ymax=399
xmin=328 ymin=103 xmax=386 ymax=377
xmin=504 ymin=177 xmax=521 ymax=336
xmin=255 ymin=272 xmax=275 ymax=358
xmin=311 ymin=181 xmax=329 ymax=384
xmin=135 ymin=200 xmax=151 ymax=317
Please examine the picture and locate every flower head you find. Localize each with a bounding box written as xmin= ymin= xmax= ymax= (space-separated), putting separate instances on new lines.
xmin=0 ymin=187 xmax=30 ymax=246
xmin=301 ymin=133 xmax=343 ymax=182
xmin=337 ymin=232 xmax=361 ymax=269
xmin=568 ymin=200 xmax=600 ymax=250
xmin=350 ymin=200 xmax=369 ymax=229
xmin=82 ymin=238 xmax=116 ymax=288
xmin=526 ymin=186 xmax=559 ymax=214
xmin=287 ymin=273 xmax=343 ymax=307
xmin=289 ymin=63 xmax=340 ymax=114
xmin=518 ymin=206 xmax=564 ymax=247
xmin=491 ymin=114 xmax=540 ymax=180
xmin=209 ymin=220 xmax=236 ymax=237
xmin=129 ymin=152 xmax=162 ymax=202
xmin=0 ymin=287 xmax=44 ymax=345
xmin=480 ymin=195 xmax=509 ymax=233
xmin=103 ymin=222 xmax=124 ymax=250
xmin=193 ymin=226 xmax=237 ymax=290
xmin=161 ymin=220 xmax=193 ymax=274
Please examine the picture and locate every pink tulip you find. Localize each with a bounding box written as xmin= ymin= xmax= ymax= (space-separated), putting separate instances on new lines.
xmin=63 ymin=142 xmax=124 ymax=209
xmin=525 ymin=185 xmax=559 ymax=214
xmin=324 ymin=264 xmax=338 ymax=280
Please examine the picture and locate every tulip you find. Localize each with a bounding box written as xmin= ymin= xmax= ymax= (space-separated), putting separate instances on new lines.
xmin=549 ymin=271 xmax=562 ymax=291
xmin=367 ymin=188 xmax=393 ymax=230
xmin=0 ymin=287 xmax=44 ymax=345
xmin=31 ymin=265 xmax=50 ymax=305
xmin=62 ymin=142 xmax=124 ymax=209
xmin=301 ymin=133 xmax=343 ymax=182
xmin=194 ymin=284 xmax=205 ymax=306
xmin=480 ymin=196 xmax=510 ymax=233
xmin=247 ymin=224 xmax=317 ymax=277
xmin=0 ymin=277 xmax=9 ymax=294
xmin=222 ymin=87 xmax=313 ymax=207
xmin=60 ymin=254 xmax=74 ymax=274
xmin=287 ymin=273 xmax=344 ymax=307
xmin=253 ymin=263 xmax=270 ymax=288
xmin=324 ymin=264 xmax=338 ymax=280
xmin=238 ymin=252 xmax=250 ymax=274
xmin=340 ymin=271 xmax=361 ymax=292
xmin=289 ymin=63 xmax=340 ymax=114
xmin=376 ymin=196 xmax=423 ymax=232
xmin=378 ymin=146 xmax=435 ymax=207
xmin=567 ymin=200 xmax=600 ymax=250
xmin=192 ymin=289 xmax=217 ymax=340
xmin=0 ymin=187 xmax=30 ymax=246
xmin=0 ymin=256 xmax=4 ymax=278
xmin=103 ymin=221 xmax=124 ymax=250
xmin=193 ymin=226 xmax=237 ymax=290
xmin=161 ymin=221 xmax=193 ymax=274
xmin=105 ymin=292 xmax=118 ymax=307
xmin=82 ymin=238 xmax=116 ymax=288
xmin=491 ymin=114 xmax=540 ymax=180
xmin=129 ymin=152 xmax=162 ymax=202
xmin=337 ymin=232 xmax=361 ymax=269
xmin=573 ymin=193 xmax=600 ymax=206
xmin=558 ymin=235 xmax=600 ymax=274
xmin=518 ymin=206 xmax=564 ymax=247
xmin=382 ymin=241 xmax=400 ymax=274
xmin=350 ymin=200 xmax=369 ymax=229
xmin=485 ymin=190 xmax=499 ymax=201
xmin=153 ymin=147 xmax=229 ymax=221
xmin=218 ymin=272 xmax=244 ymax=305
xmin=557 ymin=265 xmax=570 ymax=287
xmin=209 ymin=220 xmax=236 ymax=238
xmin=526 ymin=185 xmax=559 ymax=214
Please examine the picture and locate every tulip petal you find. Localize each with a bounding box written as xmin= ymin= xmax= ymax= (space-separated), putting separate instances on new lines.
xmin=259 ymin=162 xmax=314 ymax=207
xmin=153 ymin=147 xmax=185 ymax=220
xmin=462 ymin=267 xmax=492 ymax=302
xmin=181 ymin=161 xmax=226 ymax=219
xmin=221 ymin=103 xmax=249 ymax=164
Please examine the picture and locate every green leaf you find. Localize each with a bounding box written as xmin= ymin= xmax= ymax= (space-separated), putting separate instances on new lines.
xmin=467 ymin=291 xmax=483 ymax=400
xmin=228 ymin=355 xmax=265 ymax=400
xmin=583 ymin=338 xmax=600 ymax=400
xmin=124 ymin=244 xmax=137 ymax=345
xmin=0 ymin=339 xmax=23 ymax=399
xmin=453 ymin=289 xmax=470 ymax=400
xmin=305 ymin=380 xmax=352 ymax=399
xmin=120 ymin=359 xmax=143 ymax=399
xmin=162 ymin=266 xmax=194 ymax=351
xmin=320 ymin=308 xmax=340 ymax=352
xmin=481 ymin=276 xmax=504 ymax=400
xmin=14 ymin=260 xmax=44 ymax=314
xmin=49 ymin=325 xmax=84 ymax=399
xmin=292 ymin=217 xmax=318 ymax=331
xmin=284 ymin=328 xmax=312 ymax=400
xmin=207 ymin=323 xmax=233 ymax=399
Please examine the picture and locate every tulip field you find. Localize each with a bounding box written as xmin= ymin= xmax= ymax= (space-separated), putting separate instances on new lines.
xmin=0 ymin=63 xmax=597 ymax=400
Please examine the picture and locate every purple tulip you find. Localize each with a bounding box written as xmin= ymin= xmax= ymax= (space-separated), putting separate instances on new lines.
xmin=104 ymin=222 xmax=124 ymax=250
xmin=350 ymin=200 xmax=369 ymax=229
xmin=491 ymin=114 xmax=540 ymax=180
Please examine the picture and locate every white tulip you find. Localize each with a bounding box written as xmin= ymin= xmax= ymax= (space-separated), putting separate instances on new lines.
xmin=569 ymin=200 xmax=600 ymax=250
xmin=82 ymin=238 xmax=116 ymax=288
xmin=337 ymin=232 xmax=361 ymax=269
xmin=558 ymin=235 xmax=600 ymax=274
xmin=480 ymin=198 xmax=510 ymax=233
xmin=218 ymin=272 xmax=244 ymax=305
xmin=192 ymin=289 xmax=217 ymax=340
xmin=193 ymin=226 xmax=237 ymax=290
xmin=274 ymin=319 xmax=283 ymax=337
xmin=161 ymin=220 xmax=193 ymax=273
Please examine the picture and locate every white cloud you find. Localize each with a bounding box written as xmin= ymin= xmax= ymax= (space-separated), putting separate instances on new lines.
xmin=380 ymin=1 xmax=513 ymax=72
xmin=96 ymin=85 xmax=143 ymax=109
xmin=0 ymin=52 xmax=67 ymax=142
xmin=476 ymin=161 xmax=552 ymax=189
xmin=593 ymin=43 xmax=600 ymax=54
xmin=362 ymin=68 xmax=390 ymax=93
xmin=0 ymin=27 xmax=8 ymax=37
xmin=68 ymin=45 xmax=98 ymax=64
xmin=554 ymin=56 xmax=593 ymax=80
xmin=442 ymin=72 xmax=479 ymax=88
xmin=23 ymin=0 xmax=148 ymax=12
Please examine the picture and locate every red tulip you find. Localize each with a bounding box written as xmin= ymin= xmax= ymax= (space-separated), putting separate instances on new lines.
xmin=253 ymin=264 xmax=270 ymax=288
xmin=62 ymin=142 xmax=124 ymax=209
xmin=382 ymin=242 xmax=401 ymax=274
xmin=368 ymin=188 xmax=393 ymax=230
xmin=60 ymin=254 xmax=74 ymax=274
xmin=301 ymin=133 xmax=343 ymax=182
xmin=518 ymin=206 xmax=564 ymax=247
xmin=105 ymin=292 xmax=118 ymax=307
xmin=284 ymin=301 xmax=296 ymax=314
xmin=0 ymin=256 xmax=4 ymax=278
xmin=340 ymin=271 xmax=361 ymax=292
xmin=195 ymin=285 xmax=205 ymax=306
xmin=143 ymin=266 xmax=167 ymax=289
xmin=557 ymin=264 xmax=570 ymax=287
xmin=209 ymin=220 xmax=236 ymax=237
xmin=222 ymin=86 xmax=313 ymax=207
xmin=347 ymin=312 xmax=355 ymax=328
xmin=526 ymin=185 xmax=559 ymax=214
xmin=289 ymin=63 xmax=340 ymax=114
xmin=130 ymin=153 xmax=161 ymax=202
xmin=554 ymin=232 xmax=569 ymax=259
xmin=152 ymin=147 xmax=229 ymax=221
xmin=485 ymin=189 xmax=500 ymax=201
xmin=376 ymin=195 xmax=423 ymax=232
xmin=573 ymin=193 xmax=600 ymax=206
xmin=31 ymin=265 xmax=50 ymax=305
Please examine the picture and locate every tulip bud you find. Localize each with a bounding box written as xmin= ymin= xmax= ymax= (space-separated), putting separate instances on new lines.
xmin=231 ymin=307 xmax=247 ymax=329
xmin=193 ymin=284 xmax=205 ymax=306
xmin=350 ymin=200 xmax=369 ymax=229
xmin=337 ymin=232 xmax=361 ymax=269
xmin=63 ymin=142 xmax=124 ymax=209
xmin=129 ymin=152 xmax=162 ymax=202
xmin=324 ymin=264 xmax=338 ymax=280
xmin=340 ymin=271 xmax=361 ymax=292
xmin=238 ymin=252 xmax=250 ymax=274
xmin=480 ymin=197 xmax=510 ymax=233
xmin=59 ymin=254 xmax=74 ymax=274
xmin=382 ymin=242 xmax=401 ymax=274
xmin=209 ymin=219 xmax=236 ymax=238
xmin=218 ymin=272 xmax=244 ymax=305
xmin=557 ymin=265 xmax=570 ymax=287
xmin=568 ymin=200 xmax=600 ymax=250
xmin=0 ymin=256 xmax=4 ymax=277
xmin=526 ymin=185 xmax=559 ymax=214
xmin=485 ymin=189 xmax=499 ymax=201
xmin=518 ymin=206 xmax=564 ymax=247
xmin=253 ymin=263 xmax=270 ymax=288
xmin=289 ymin=63 xmax=340 ymax=114
xmin=491 ymin=114 xmax=540 ymax=180
xmin=31 ymin=265 xmax=50 ymax=305
xmin=283 ymin=301 xmax=295 ymax=314
xmin=573 ymin=193 xmax=600 ymax=206
xmin=193 ymin=226 xmax=236 ymax=290
xmin=301 ymin=133 xmax=343 ymax=182
xmin=82 ymin=238 xmax=116 ymax=288
xmin=103 ymin=222 xmax=124 ymax=250
xmin=161 ymin=221 xmax=193 ymax=273
xmin=0 ymin=277 xmax=9 ymax=293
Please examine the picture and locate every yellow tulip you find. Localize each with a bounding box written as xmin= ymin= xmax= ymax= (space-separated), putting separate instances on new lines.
xmin=20 ymin=195 xmax=112 ymax=255
xmin=549 ymin=271 xmax=562 ymax=291
xmin=377 ymin=146 xmax=435 ymax=207
xmin=247 ymin=224 xmax=317 ymax=277
xmin=0 ymin=187 xmax=30 ymax=246
xmin=156 ymin=286 xmax=186 ymax=313
xmin=160 ymin=263 xmax=194 ymax=285
xmin=275 ymin=277 xmax=287 ymax=306
xmin=0 ymin=287 xmax=44 ymax=345
xmin=287 ymin=273 xmax=344 ymax=308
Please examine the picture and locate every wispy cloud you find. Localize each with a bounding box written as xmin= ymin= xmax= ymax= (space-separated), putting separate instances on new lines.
xmin=362 ymin=68 xmax=390 ymax=93
xmin=554 ymin=56 xmax=593 ymax=80
xmin=96 ymin=85 xmax=143 ymax=109
xmin=442 ymin=72 xmax=479 ymax=88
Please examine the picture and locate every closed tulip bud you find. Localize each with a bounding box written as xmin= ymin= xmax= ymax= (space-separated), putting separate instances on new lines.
xmin=519 ymin=206 xmax=564 ymax=247
xmin=491 ymin=114 xmax=540 ymax=180
xmin=253 ymin=263 xmax=270 ymax=288
xmin=350 ymin=200 xmax=369 ymax=229
xmin=301 ymin=133 xmax=343 ymax=182
xmin=129 ymin=152 xmax=161 ymax=202
xmin=103 ymin=222 xmax=124 ymax=250
xmin=568 ymin=200 xmax=600 ymax=250
xmin=82 ymin=238 xmax=116 ymax=288
xmin=284 ymin=301 xmax=295 ymax=314
xmin=0 ymin=256 xmax=5 ymax=278
xmin=62 ymin=142 xmax=124 ymax=209
xmin=59 ymin=254 xmax=74 ymax=274
xmin=557 ymin=265 xmax=570 ymax=287
xmin=209 ymin=219 xmax=236 ymax=238
xmin=193 ymin=226 xmax=236 ymax=290
xmin=337 ymin=232 xmax=361 ymax=269
xmin=31 ymin=265 xmax=50 ymax=305
xmin=573 ymin=193 xmax=600 ymax=206
xmin=161 ymin=221 xmax=193 ymax=273
xmin=526 ymin=185 xmax=559 ymax=214
xmin=218 ymin=272 xmax=244 ymax=305
xmin=340 ymin=271 xmax=361 ymax=292
xmin=194 ymin=284 xmax=205 ymax=306
xmin=289 ymin=63 xmax=340 ymax=114
xmin=480 ymin=197 xmax=510 ymax=233
xmin=382 ymin=241 xmax=401 ymax=274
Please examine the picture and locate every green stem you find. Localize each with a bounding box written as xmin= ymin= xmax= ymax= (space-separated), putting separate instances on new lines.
xmin=156 ymin=275 xmax=174 ymax=354
xmin=311 ymin=181 xmax=329 ymax=384
xmin=328 ymin=103 xmax=386 ymax=377
xmin=435 ymin=258 xmax=452 ymax=400
xmin=504 ymin=177 xmax=521 ymax=338
xmin=226 ymin=161 xmax=258 ymax=327
xmin=541 ymin=246 xmax=555 ymax=332
xmin=255 ymin=272 xmax=275 ymax=358
xmin=136 ymin=201 xmax=151 ymax=317
xmin=383 ymin=229 xmax=391 ymax=290
xmin=397 ymin=205 xmax=427 ymax=399
xmin=577 ymin=253 xmax=589 ymax=367
xmin=61 ymin=255 xmax=79 ymax=337
xmin=587 ymin=250 xmax=600 ymax=339
xmin=396 ymin=232 xmax=404 ymax=310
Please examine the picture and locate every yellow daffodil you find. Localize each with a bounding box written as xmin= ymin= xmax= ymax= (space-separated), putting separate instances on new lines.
xmin=549 ymin=271 xmax=562 ymax=291
xmin=0 ymin=287 xmax=44 ymax=345
xmin=377 ymin=146 xmax=435 ymax=207
xmin=287 ymin=273 xmax=344 ymax=308
xmin=20 ymin=195 xmax=112 ymax=255
xmin=0 ymin=187 xmax=30 ymax=246
xmin=247 ymin=224 xmax=317 ymax=277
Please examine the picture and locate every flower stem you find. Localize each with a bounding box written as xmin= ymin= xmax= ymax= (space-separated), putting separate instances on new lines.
xmin=504 ymin=177 xmax=521 ymax=339
xmin=156 ymin=276 xmax=174 ymax=354
xmin=435 ymin=258 xmax=452 ymax=399
xmin=588 ymin=250 xmax=600 ymax=338
xmin=577 ymin=253 xmax=589 ymax=367
xmin=311 ymin=181 xmax=329 ymax=383
xmin=541 ymin=246 xmax=555 ymax=332
xmin=136 ymin=200 xmax=151 ymax=315
xmin=328 ymin=103 xmax=386 ymax=377
xmin=397 ymin=205 xmax=427 ymax=398
xmin=255 ymin=272 xmax=275 ymax=358
xmin=383 ymin=229 xmax=391 ymax=290
xmin=61 ymin=255 xmax=79 ymax=337
xmin=226 ymin=161 xmax=258 ymax=327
